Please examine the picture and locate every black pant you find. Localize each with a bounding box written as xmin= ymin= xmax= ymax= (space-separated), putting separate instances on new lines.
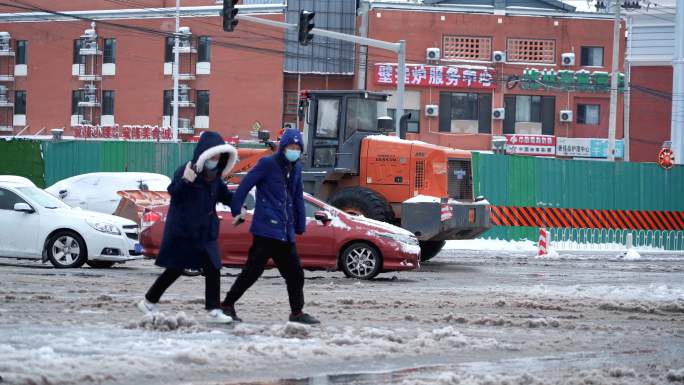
xmin=146 ymin=251 xmax=220 ymax=310
xmin=223 ymin=235 xmax=305 ymax=314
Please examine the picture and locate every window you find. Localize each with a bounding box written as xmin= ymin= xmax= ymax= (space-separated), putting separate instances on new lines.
xmin=283 ymin=91 xmax=298 ymax=115
xmin=507 ymin=38 xmax=555 ymax=63
xmin=72 ymin=90 xmax=83 ymax=115
xmin=0 ymin=188 xmax=25 ymax=211
xmin=196 ymin=90 xmax=209 ymax=116
xmin=198 ymin=36 xmax=211 ymax=62
xmin=346 ymin=97 xmax=387 ymax=136
xmin=104 ymin=39 xmax=116 ymax=64
xmin=14 ymin=91 xmax=26 ymax=115
xmin=164 ymin=37 xmax=174 ymax=63
xmin=304 ymin=200 xmax=320 ymax=218
xmin=316 ymin=99 xmax=340 ymax=138
xmin=451 ymin=93 xmax=479 ymax=120
xmin=73 ymin=39 xmax=84 ymax=64
xmin=15 ymin=40 xmax=27 ymax=65
xmin=163 ymin=90 xmax=172 ymax=116
xmin=102 ymin=91 xmax=115 ymax=115
xmin=577 ymin=104 xmax=600 ymax=125
xmin=581 ymin=47 xmax=604 ymax=67
xmin=443 ymin=36 xmax=492 ymax=61
xmin=439 ymin=92 xmax=491 ymax=134
xmin=514 ymin=95 xmax=542 ymax=122
xmin=388 ymin=108 xmax=420 ymax=133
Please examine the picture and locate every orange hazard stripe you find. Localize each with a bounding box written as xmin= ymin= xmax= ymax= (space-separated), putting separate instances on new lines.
xmin=490 ymin=206 xmax=684 ymax=230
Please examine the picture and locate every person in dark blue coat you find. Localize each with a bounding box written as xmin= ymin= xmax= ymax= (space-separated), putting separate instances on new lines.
xmin=221 ymin=129 xmax=320 ymax=325
xmin=137 ymin=131 xmax=237 ymax=324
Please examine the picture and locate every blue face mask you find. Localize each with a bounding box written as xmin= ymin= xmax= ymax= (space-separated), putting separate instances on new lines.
xmin=284 ymin=149 xmax=301 ymax=162
xmin=205 ymin=159 xmax=219 ymax=170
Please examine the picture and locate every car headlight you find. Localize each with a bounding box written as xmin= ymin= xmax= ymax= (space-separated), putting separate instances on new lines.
xmin=370 ymin=231 xmax=418 ymax=246
xmin=86 ymin=219 xmax=121 ymax=235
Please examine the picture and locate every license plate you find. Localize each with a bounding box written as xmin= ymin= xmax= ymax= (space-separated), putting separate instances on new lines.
xmin=134 ymin=243 xmax=142 ymax=253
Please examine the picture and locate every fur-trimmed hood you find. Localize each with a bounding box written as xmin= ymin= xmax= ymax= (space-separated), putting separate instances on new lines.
xmin=192 ymin=131 xmax=238 ymax=178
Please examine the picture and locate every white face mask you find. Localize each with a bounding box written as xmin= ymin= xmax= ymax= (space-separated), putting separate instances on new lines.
xmin=205 ymin=159 xmax=219 ymax=170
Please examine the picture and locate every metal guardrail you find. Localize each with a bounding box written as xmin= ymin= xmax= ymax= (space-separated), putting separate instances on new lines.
xmin=548 ymin=228 xmax=684 ymax=252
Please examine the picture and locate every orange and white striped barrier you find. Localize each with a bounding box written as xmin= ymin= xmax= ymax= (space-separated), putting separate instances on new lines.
xmin=538 ymin=227 xmax=548 ymax=256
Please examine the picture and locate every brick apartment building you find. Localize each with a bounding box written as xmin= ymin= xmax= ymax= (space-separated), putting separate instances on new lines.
xmin=0 ymin=0 xmax=626 ymax=158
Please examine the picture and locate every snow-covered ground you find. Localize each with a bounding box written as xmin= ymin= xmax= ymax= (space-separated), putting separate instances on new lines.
xmin=1 ymin=243 xmax=683 ymax=385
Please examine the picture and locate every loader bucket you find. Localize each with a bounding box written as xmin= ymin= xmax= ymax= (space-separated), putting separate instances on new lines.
xmin=114 ymin=190 xmax=171 ymax=223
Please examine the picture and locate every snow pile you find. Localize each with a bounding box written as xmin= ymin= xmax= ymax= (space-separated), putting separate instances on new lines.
xmin=127 ymin=312 xmax=198 ymax=331
xmin=621 ymin=248 xmax=642 ymax=260
xmin=667 ymin=368 xmax=684 ymax=382
xmin=444 ymin=239 xmax=538 ymax=252
xmin=402 ymin=371 xmax=544 ymax=385
xmin=522 ymin=283 xmax=684 ymax=302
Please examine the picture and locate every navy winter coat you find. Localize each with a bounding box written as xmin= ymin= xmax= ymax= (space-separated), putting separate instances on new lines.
xmin=156 ymin=131 xmax=238 ymax=270
xmin=230 ymin=129 xmax=306 ymax=242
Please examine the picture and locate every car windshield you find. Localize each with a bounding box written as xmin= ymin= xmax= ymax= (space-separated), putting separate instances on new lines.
xmin=16 ymin=186 xmax=71 ymax=209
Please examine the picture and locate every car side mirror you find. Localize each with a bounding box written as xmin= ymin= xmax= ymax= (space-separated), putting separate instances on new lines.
xmin=59 ymin=189 xmax=68 ymax=199
xmin=14 ymin=203 xmax=34 ymax=213
xmin=314 ymin=211 xmax=331 ymax=224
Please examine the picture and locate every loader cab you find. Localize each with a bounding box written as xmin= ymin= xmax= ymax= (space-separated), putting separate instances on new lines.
xmin=300 ymin=91 xmax=392 ymax=175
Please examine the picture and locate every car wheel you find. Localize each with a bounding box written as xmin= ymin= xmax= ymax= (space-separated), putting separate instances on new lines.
xmin=86 ymin=260 xmax=116 ymax=269
xmin=46 ymin=231 xmax=87 ymax=268
xmin=419 ymin=240 xmax=446 ymax=262
xmin=328 ymin=187 xmax=394 ymax=223
xmin=340 ymin=242 xmax=381 ymax=280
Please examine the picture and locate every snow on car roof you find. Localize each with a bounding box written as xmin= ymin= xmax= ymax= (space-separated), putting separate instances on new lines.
xmin=0 ymin=175 xmax=35 ymax=186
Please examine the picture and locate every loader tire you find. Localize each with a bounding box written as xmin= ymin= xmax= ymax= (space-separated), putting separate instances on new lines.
xmin=328 ymin=187 xmax=394 ymax=223
xmin=419 ymin=240 xmax=446 ymax=262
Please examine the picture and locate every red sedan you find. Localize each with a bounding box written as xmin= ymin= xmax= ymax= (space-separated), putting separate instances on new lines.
xmin=139 ymin=187 xmax=420 ymax=279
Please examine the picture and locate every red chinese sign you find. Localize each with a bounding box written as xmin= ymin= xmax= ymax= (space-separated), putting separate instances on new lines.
xmin=375 ymin=63 xmax=496 ymax=89
xmin=505 ymin=134 xmax=556 ymax=157
xmin=72 ymin=125 xmax=174 ymax=141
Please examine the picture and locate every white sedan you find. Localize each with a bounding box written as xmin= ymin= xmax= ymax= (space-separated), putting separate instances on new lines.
xmin=45 ymin=172 xmax=171 ymax=215
xmin=0 ymin=179 xmax=143 ymax=268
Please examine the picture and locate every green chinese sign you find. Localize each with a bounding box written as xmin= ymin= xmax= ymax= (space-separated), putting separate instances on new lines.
xmin=509 ymin=69 xmax=625 ymax=93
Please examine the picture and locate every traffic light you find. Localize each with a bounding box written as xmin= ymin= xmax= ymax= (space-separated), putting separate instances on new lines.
xmin=298 ymin=10 xmax=315 ymax=46
xmin=222 ymin=0 xmax=239 ymax=32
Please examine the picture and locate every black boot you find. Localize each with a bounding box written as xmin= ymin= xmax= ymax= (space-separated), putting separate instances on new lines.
xmin=289 ymin=312 xmax=320 ymax=325
xmin=221 ymin=304 xmax=242 ymax=322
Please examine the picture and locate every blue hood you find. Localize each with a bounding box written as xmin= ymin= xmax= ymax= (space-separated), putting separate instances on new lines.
xmin=278 ymin=129 xmax=304 ymax=155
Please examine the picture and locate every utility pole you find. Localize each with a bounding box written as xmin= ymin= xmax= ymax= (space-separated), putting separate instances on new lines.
xmin=171 ymin=0 xmax=180 ymax=141
xmin=624 ymin=15 xmax=633 ymax=161
xmin=356 ymin=1 xmax=370 ymax=90
xmin=607 ymin=0 xmax=621 ymax=161
xmin=671 ymin=0 xmax=684 ymax=164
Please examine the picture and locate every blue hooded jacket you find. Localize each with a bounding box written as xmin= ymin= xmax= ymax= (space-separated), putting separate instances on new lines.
xmin=156 ymin=131 xmax=238 ymax=270
xmin=230 ymin=129 xmax=306 ymax=242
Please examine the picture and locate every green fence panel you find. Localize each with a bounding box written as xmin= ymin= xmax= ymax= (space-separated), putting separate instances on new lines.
xmin=0 ymin=139 xmax=45 ymax=187
xmin=41 ymin=140 xmax=211 ymax=186
xmin=472 ymin=153 xmax=684 ymax=241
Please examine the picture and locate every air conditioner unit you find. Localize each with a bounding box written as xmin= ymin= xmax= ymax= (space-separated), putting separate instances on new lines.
xmin=0 ymin=85 xmax=7 ymax=95
xmin=84 ymin=41 xmax=97 ymax=50
xmin=283 ymin=122 xmax=297 ymax=130
xmin=492 ymin=108 xmax=505 ymax=120
xmin=84 ymin=84 xmax=97 ymax=92
xmin=0 ymin=94 xmax=7 ymax=104
xmin=85 ymin=94 xmax=97 ymax=103
xmin=425 ymin=104 xmax=439 ymax=117
xmin=560 ymin=110 xmax=573 ymax=122
xmin=561 ymin=52 xmax=575 ymax=66
xmin=426 ymin=47 xmax=441 ymax=61
xmin=492 ymin=51 xmax=506 ymax=63
xmin=178 ymin=118 xmax=191 ymax=129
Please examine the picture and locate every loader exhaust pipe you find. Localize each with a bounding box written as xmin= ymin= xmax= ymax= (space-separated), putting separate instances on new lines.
xmin=399 ymin=112 xmax=412 ymax=140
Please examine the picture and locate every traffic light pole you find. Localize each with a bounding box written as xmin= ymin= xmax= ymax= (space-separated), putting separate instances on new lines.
xmin=236 ymin=14 xmax=407 ymax=135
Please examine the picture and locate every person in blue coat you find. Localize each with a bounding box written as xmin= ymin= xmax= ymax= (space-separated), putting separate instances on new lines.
xmin=221 ymin=129 xmax=320 ymax=325
xmin=137 ymin=131 xmax=236 ymax=324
